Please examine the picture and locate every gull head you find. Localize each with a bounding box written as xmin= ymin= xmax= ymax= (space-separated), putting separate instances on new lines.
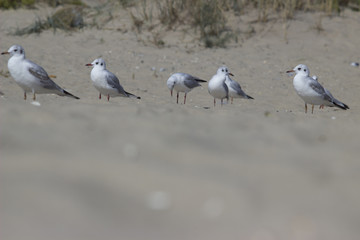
xmin=85 ymin=58 xmax=106 ymax=69
xmin=1 ymin=45 xmax=25 ymax=58
xmin=216 ymin=66 xmax=234 ymax=77
xmin=286 ymin=64 xmax=310 ymax=77
xmin=166 ymin=74 xmax=177 ymax=93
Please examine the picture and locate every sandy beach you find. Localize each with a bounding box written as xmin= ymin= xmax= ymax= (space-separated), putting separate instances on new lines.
xmin=1 ymin=2 xmax=360 ymax=239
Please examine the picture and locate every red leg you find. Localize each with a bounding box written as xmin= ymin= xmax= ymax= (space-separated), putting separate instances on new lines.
xmin=311 ymin=104 xmax=314 ymax=114
xmin=176 ymin=92 xmax=179 ymax=104
xmin=99 ymin=93 xmax=101 ymax=99
xmin=107 ymin=94 xmax=110 ymax=101
xmin=170 ymin=90 xmax=173 ymax=97
xmin=184 ymin=93 xmax=187 ymax=104
xmin=24 ymin=92 xmax=27 ymax=100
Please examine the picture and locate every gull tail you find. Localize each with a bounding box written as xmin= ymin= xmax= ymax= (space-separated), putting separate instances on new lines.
xmin=62 ymin=90 xmax=80 ymax=99
xmin=126 ymin=91 xmax=141 ymax=99
xmin=195 ymin=79 xmax=207 ymax=83
xmin=333 ymin=98 xmax=349 ymax=110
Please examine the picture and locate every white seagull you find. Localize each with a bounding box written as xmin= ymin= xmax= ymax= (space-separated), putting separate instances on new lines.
xmin=224 ymin=68 xmax=254 ymax=104
xmin=167 ymin=72 xmax=206 ymax=104
xmin=86 ymin=58 xmax=140 ymax=101
xmin=1 ymin=45 xmax=79 ymax=100
xmin=286 ymin=64 xmax=349 ymax=113
xmin=208 ymin=66 xmax=230 ymax=106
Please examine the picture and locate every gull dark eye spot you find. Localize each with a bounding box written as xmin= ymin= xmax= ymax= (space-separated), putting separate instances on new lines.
xmin=96 ymin=62 xmax=98 ymax=65
xmin=100 ymin=63 xmax=103 ymax=66
xmin=298 ymin=67 xmax=301 ymax=71
xmin=304 ymin=69 xmax=306 ymax=72
xmin=14 ymin=49 xmax=18 ymax=52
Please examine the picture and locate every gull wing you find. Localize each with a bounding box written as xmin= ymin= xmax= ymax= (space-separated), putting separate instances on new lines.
xmin=309 ymin=79 xmax=332 ymax=102
xmin=105 ymin=71 xmax=127 ymax=96
xmin=28 ymin=65 xmax=60 ymax=90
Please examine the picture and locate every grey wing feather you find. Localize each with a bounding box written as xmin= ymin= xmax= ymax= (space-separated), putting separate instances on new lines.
xmin=223 ymin=81 xmax=229 ymax=98
xmin=309 ymin=80 xmax=332 ymax=102
xmin=28 ymin=66 xmax=60 ymax=90
xmin=106 ymin=72 xmax=127 ymax=95
xmin=184 ymin=76 xmax=201 ymax=89
xmin=230 ymin=80 xmax=244 ymax=94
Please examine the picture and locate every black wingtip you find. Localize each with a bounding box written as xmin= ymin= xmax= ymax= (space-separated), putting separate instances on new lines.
xmin=64 ymin=90 xmax=80 ymax=99
xmin=333 ymin=101 xmax=349 ymax=110
xmin=195 ymin=79 xmax=207 ymax=83
xmin=247 ymin=95 xmax=254 ymax=100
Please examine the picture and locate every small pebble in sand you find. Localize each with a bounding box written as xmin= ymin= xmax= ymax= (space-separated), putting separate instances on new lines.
xmin=31 ymin=101 xmax=41 ymax=106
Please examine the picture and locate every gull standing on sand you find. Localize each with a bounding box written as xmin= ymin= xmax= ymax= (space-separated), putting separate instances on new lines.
xmin=86 ymin=58 xmax=140 ymax=101
xmin=224 ymin=68 xmax=254 ymax=103
xmin=1 ymin=45 xmax=79 ymax=100
xmin=167 ymin=72 xmax=206 ymax=104
xmin=208 ymin=66 xmax=229 ymax=106
xmin=286 ymin=64 xmax=349 ymax=113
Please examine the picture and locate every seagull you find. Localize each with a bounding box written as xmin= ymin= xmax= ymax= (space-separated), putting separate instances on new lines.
xmin=1 ymin=45 xmax=79 ymax=100
xmin=85 ymin=58 xmax=140 ymax=101
xmin=286 ymin=64 xmax=349 ymax=113
xmin=167 ymin=72 xmax=206 ymax=104
xmin=208 ymin=66 xmax=229 ymax=106
xmin=224 ymin=69 xmax=254 ymax=104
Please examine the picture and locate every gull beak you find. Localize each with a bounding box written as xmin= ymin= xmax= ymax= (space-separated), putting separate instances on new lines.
xmin=85 ymin=63 xmax=93 ymax=66
xmin=1 ymin=51 xmax=10 ymax=55
xmin=229 ymin=73 xmax=234 ymax=76
xmin=286 ymin=70 xmax=295 ymax=73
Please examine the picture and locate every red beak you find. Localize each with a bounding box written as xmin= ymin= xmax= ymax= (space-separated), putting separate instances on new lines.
xmin=85 ymin=63 xmax=93 ymax=66
xmin=286 ymin=70 xmax=295 ymax=73
xmin=1 ymin=51 xmax=10 ymax=55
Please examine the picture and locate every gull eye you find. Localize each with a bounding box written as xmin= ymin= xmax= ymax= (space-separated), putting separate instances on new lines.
xmin=222 ymin=69 xmax=224 ymax=72
xmin=95 ymin=62 xmax=99 ymax=65
xmin=100 ymin=63 xmax=103 ymax=66
xmin=304 ymin=69 xmax=306 ymax=72
xmin=298 ymin=67 xmax=301 ymax=71
xmin=14 ymin=49 xmax=18 ymax=52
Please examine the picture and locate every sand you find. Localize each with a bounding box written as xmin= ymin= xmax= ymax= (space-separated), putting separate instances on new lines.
xmin=1 ymin=3 xmax=360 ymax=240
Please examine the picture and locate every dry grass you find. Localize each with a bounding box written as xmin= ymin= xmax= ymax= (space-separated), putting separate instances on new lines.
xmin=2 ymin=0 xmax=359 ymax=47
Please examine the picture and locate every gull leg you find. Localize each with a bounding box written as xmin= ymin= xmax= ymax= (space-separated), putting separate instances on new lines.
xmin=231 ymin=97 xmax=233 ymax=104
xmin=99 ymin=93 xmax=101 ymax=99
xmin=311 ymin=104 xmax=314 ymax=114
xmin=176 ymin=92 xmax=179 ymax=104
xmin=24 ymin=92 xmax=27 ymax=100
xmin=170 ymin=90 xmax=173 ymax=97
xmin=305 ymin=103 xmax=307 ymax=113
xmin=221 ymin=99 xmax=223 ymax=106
xmin=32 ymin=90 xmax=36 ymax=101
xmin=184 ymin=93 xmax=187 ymax=104
xmin=319 ymin=105 xmax=324 ymax=109
xmin=214 ymin=98 xmax=216 ymax=107
xmin=107 ymin=94 xmax=110 ymax=101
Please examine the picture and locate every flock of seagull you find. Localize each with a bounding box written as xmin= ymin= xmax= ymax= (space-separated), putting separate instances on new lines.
xmin=1 ymin=44 xmax=349 ymax=114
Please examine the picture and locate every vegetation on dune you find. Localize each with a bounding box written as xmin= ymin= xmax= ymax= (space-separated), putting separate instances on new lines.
xmin=2 ymin=0 xmax=359 ymax=47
